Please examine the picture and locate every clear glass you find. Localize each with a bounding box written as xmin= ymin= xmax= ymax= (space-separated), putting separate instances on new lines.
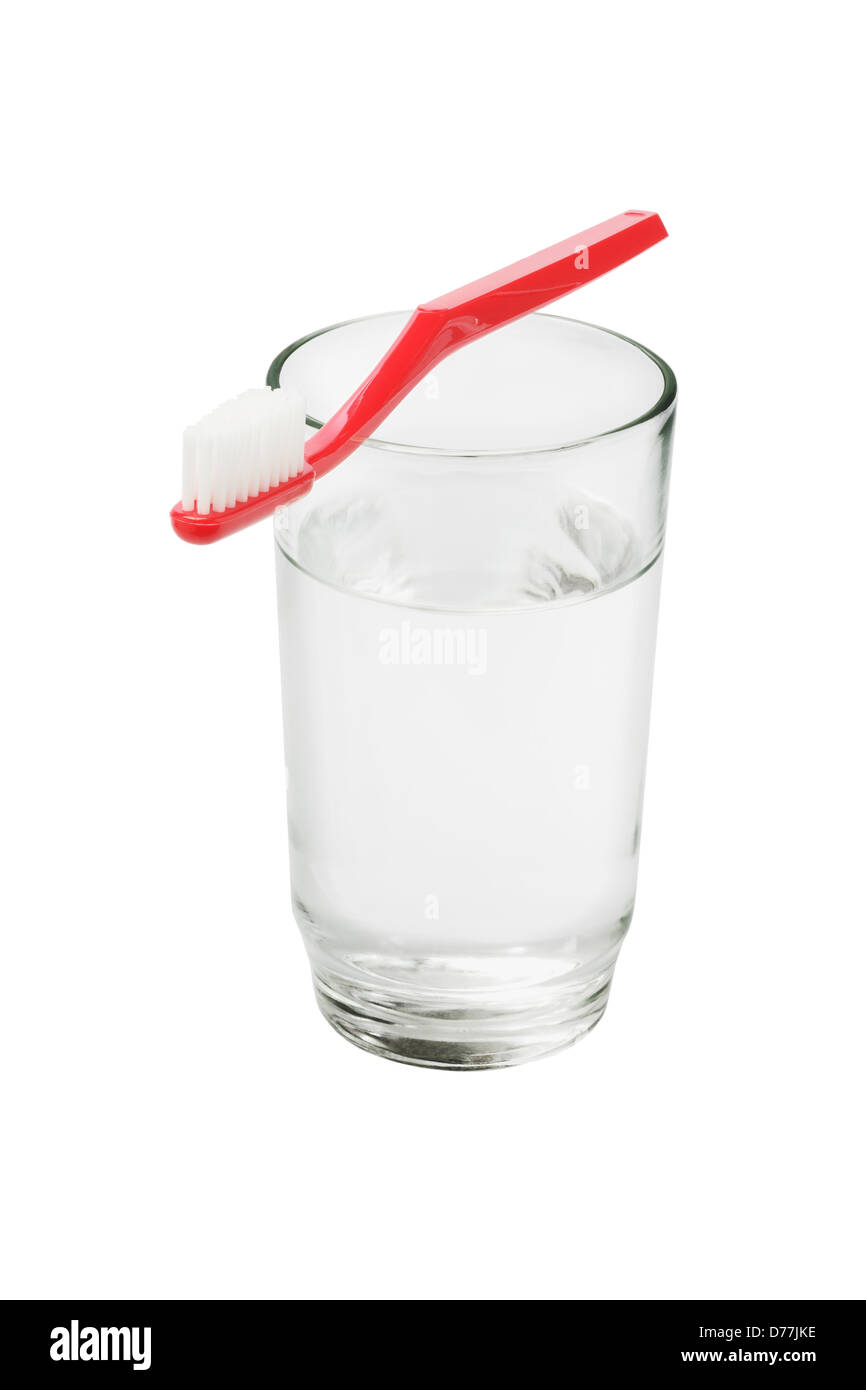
xmin=273 ymin=312 xmax=676 ymax=1069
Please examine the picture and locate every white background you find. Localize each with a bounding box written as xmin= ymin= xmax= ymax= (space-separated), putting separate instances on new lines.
xmin=2 ymin=1 xmax=863 ymax=1300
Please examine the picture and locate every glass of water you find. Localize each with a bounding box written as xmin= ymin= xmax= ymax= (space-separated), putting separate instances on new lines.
xmin=271 ymin=311 xmax=676 ymax=1068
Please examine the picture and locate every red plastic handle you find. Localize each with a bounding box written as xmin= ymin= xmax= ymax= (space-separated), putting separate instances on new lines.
xmin=306 ymin=210 xmax=667 ymax=474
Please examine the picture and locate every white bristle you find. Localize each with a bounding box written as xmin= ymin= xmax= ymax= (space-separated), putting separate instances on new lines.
xmin=268 ymin=395 xmax=281 ymax=491
xmin=195 ymin=439 xmax=212 ymax=516
xmin=257 ymin=400 xmax=272 ymax=497
xmin=211 ymin=430 xmax=228 ymax=512
xmin=180 ymin=385 xmax=306 ymax=515
xmin=182 ymin=426 xmax=197 ymax=511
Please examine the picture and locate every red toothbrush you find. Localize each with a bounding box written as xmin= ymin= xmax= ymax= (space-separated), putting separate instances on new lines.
xmin=171 ymin=210 xmax=667 ymax=544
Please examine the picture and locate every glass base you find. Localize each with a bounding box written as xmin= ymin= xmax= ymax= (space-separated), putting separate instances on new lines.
xmin=310 ymin=950 xmax=618 ymax=1070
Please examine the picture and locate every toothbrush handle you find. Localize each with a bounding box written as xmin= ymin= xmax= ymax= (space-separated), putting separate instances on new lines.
xmin=306 ymin=210 xmax=666 ymax=475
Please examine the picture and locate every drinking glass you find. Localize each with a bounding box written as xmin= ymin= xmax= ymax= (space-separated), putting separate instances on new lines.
xmin=271 ymin=311 xmax=676 ymax=1068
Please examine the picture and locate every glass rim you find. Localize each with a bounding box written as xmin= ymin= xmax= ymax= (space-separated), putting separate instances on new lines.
xmin=267 ymin=310 xmax=677 ymax=459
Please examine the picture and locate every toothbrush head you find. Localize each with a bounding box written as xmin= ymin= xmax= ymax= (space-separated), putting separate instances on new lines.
xmin=171 ymin=386 xmax=313 ymax=544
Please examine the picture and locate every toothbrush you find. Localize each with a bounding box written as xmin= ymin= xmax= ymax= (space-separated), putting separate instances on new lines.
xmin=171 ymin=210 xmax=667 ymax=544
